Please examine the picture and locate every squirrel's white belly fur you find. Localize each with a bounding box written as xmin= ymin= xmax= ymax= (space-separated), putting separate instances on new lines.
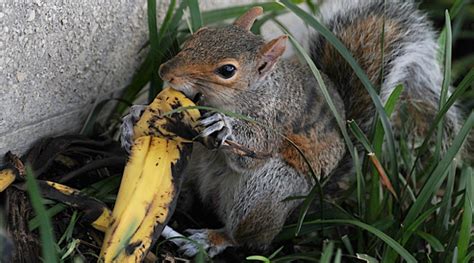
xmin=187 ymin=144 xmax=311 ymax=228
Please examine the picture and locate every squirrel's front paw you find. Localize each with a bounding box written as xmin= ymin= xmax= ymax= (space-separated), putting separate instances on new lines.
xmin=198 ymin=112 xmax=234 ymax=148
xmin=120 ymin=105 xmax=147 ymax=153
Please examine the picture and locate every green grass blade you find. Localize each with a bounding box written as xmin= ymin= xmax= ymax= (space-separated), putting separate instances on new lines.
xmin=341 ymin=235 xmax=354 ymax=255
xmin=348 ymin=120 xmax=397 ymax=199
xmin=29 ymin=204 xmax=66 ymax=231
xmin=274 ymin=255 xmax=319 ymax=262
xmin=356 ymin=254 xmax=379 ymax=263
xmin=269 ymin=246 xmax=284 ymax=259
xmin=246 ymin=255 xmax=271 ymax=263
xmin=286 ymin=33 xmax=355 ymax=162
xmin=280 ymin=0 xmax=399 ymax=192
xmin=160 ymin=1 xmax=188 ymax=53
xmin=453 ymin=247 xmax=459 ymax=263
xmin=157 ymin=0 xmax=176 ymax=41
xmin=354 ymin=149 xmax=365 ymax=217
xmin=368 ymin=172 xmax=382 ymax=222
xmin=437 ymin=160 xmax=457 ymax=232
xmin=348 ymin=120 xmax=374 ymax=153
xmin=167 ymin=0 xmax=188 ymax=33
xmin=60 ymin=239 xmax=79 ymax=260
xmin=111 ymin=55 xmax=153 ymax=118
xmin=369 ymin=84 xmax=403 ymax=221
xmin=415 ymin=230 xmax=445 ymax=252
xmin=457 ymin=166 xmax=473 ymax=262
xmin=285 ymin=32 xmax=357 ymax=227
xmin=147 ymin=0 xmax=158 ymax=59
xmin=437 ymin=0 xmax=467 ymax=62
xmin=408 ymin=68 xmax=474 ymax=178
xmin=295 ymin=183 xmax=323 ymax=236
xmin=111 ymin=0 xmax=187 ymax=119
xmin=304 ymin=0 xmax=317 ymax=14
xmin=436 ymin=11 xmax=453 ymax=158
xmin=306 ymin=219 xmax=417 ymax=263
xmin=404 ymin=112 xmax=473 ymax=226
xmin=373 ymin=84 xmax=404 ymax=156
xmin=25 ymin=165 xmax=59 ymax=263
xmin=334 ymin=248 xmax=342 ymax=263
xmin=403 ymin=203 xmax=443 ymax=243
xmin=80 ymin=98 xmax=131 ymax=136
xmin=320 ymin=241 xmax=334 ymax=263
xmin=58 ymin=211 xmax=78 ymax=246
xmin=147 ymin=0 xmax=161 ymax=101
xmin=448 ymin=0 xmax=468 ymax=18
xmin=461 ymin=250 xmax=474 ymax=263
xmin=146 ymin=0 xmax=180 ymax=102
xmin=187 ymin=0 xmax=202 ymax=32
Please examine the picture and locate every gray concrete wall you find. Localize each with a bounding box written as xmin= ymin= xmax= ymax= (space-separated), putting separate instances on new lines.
xmin=0 ymin=0 xmax=305 ymax=159
xmin=1 ymin=0 xmax=151 ymax=158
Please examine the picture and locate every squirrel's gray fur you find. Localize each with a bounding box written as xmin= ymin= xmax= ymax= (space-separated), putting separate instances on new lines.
xmin=121 ymin=0 xmax=462 ymax=255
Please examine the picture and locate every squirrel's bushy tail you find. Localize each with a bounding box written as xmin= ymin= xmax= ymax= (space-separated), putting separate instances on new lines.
xmin=310 ymin=0 xmax=461 ymax=154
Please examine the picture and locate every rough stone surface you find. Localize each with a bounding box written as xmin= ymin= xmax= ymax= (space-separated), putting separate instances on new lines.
xmin=1 ymin=0 xmax=152 ymax=158
xmin=0 ymin=0 xmax=306 ymax=160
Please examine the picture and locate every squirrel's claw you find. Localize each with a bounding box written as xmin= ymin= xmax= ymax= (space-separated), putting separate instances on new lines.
xmin=120 ymin=105 xmax=147 ymax=153
xmin=198 ymin=112 xmax=233 ymax=148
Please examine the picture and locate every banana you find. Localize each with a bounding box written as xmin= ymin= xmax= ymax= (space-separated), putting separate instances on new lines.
xmin=100 ymin=88 xmax=200 ymax=262
xmin=0 ymin=155 xmax=113 ymax=232
xmin=0 ymin=166 xmax=17 ymax=192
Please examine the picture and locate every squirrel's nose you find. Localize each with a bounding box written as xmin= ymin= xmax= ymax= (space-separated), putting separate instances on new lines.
xmin=158 ymin=63 xmax=167 ymax=79
xmin=159 ymin=63 xmax=173 ymax=82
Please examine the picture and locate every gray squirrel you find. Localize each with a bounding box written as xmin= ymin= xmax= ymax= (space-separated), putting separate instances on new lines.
xmin=120 ymin=0 xmax=461 ymax=257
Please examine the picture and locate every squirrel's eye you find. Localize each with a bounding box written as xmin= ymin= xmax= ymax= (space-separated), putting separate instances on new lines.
xmin=215 ymin=64 xmax=237 ymax=79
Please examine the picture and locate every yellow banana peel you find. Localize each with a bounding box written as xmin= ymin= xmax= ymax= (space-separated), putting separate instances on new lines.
xmin=100 ymin=88 xmax=200 ymax=262
xmin=0 ymin=156 xmax=114 ymax=233
xmin=39 ymin=180 xmax=114 ymax=232
xmin=0 ymin=167 xmax=17 ymax=192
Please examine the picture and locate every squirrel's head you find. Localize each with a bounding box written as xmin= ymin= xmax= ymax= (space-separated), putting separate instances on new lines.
xmin=159 ymin=6 xmax=287 ymax=109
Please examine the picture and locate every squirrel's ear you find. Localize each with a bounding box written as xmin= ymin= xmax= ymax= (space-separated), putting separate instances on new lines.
xmin=233 ymin=6 xmax=263 ymax=31
xmin=257 ymin=35 xmax=288 ymax=76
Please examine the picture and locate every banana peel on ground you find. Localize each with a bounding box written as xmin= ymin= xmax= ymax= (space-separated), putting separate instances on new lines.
xmin=99 ymin=87 xmax=201 ymax=262
xmin=0 ymin=160 xmax=113 ymax=233
xmin=0 ymin=165 xmax=18 ymax=192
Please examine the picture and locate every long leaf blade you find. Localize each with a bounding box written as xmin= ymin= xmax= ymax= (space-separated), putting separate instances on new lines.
xmin=187 ymin=0 xmax=203 ymax=32
xmin=457 ymin=166 xmax=473 ymax=262
xmin=306 ymin=219 xmax=417 ymax=263
xmin=436 ymin=11 xmax=453 ymax=158
xmin=26 ymin=166 xmax=59 ymax=263
xmin=404 ymin=112 xmax=473 ymax=226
